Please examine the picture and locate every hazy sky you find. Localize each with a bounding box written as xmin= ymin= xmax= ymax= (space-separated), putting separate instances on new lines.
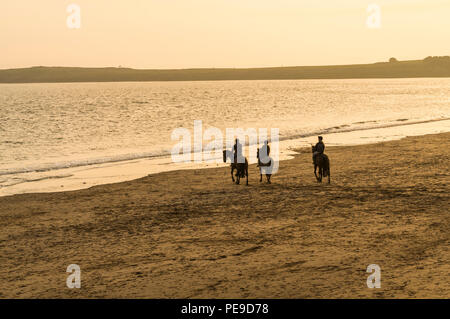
xmin=1 ymin=0 xmax=449 ymax=69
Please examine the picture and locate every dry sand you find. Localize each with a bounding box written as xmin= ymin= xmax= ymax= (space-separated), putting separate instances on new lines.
xmin=0 ymin=133 xmax=449 ymax=298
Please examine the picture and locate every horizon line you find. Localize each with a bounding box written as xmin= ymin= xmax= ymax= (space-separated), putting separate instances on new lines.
xmin=0 ymin=57 xmax=435 ymax=72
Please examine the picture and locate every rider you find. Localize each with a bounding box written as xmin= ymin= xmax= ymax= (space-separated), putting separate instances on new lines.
xmin=233 ymin=138 xmax=243 ymax=164
xmin=258 ymin=140 xmax=271 ymax=166
xmin=313 ymin=136 xmax=325 ymax=164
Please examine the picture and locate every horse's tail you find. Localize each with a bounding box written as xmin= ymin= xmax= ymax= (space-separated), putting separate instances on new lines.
xmin=323 ymin=155 xmax=330 ymax=177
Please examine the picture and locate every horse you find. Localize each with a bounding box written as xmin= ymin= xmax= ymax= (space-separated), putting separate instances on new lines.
xmin=312 ymin=145 xmax=331 ymax=184
xmin=223 ymin=150 xmax=249 ymax=185
xmin=257 ymin=148 xmax=272 ymax=183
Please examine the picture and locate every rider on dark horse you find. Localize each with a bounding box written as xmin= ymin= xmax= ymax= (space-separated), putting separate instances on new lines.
xmin=312 ymin=136 xmax=330 ymax=183
xmin=313 ymin=136 xmax=325 ymax=164
xmin=232 ymin=138 xmax=248 ymax=182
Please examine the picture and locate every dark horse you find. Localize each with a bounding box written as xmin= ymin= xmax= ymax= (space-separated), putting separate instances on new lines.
xmin=312 ymin=145 xmax=331 ymax=184
xmin=223 ymin=150 xmax=249 ymax=185
xmin=257 ymin=148 xmax=272 ymax=183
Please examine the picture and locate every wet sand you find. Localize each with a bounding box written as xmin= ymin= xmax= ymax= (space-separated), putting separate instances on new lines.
xmin=0 ymin=133 xmax=448 ymax=298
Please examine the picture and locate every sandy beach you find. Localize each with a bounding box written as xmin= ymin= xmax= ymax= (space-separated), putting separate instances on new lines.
xmin=0 ymin=132 xmax=448 ymax=299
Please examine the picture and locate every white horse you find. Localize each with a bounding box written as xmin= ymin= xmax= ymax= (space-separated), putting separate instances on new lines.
xmin=257 ymin=148 xmax=273 ymax=183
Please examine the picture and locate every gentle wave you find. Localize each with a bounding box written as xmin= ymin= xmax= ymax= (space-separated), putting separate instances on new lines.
xmin=0 ymin=174 xmax=74 ymax=188
xmin=1 ymin=117 xmax=448 ymax=178
xmin=277 ymin=117 xmax=450 ymax=141
xmin=0 ymin=150 xmax=171 ymax=177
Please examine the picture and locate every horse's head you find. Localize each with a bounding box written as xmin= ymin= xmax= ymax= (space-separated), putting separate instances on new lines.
xmin=311 ymin=145 xmax=316 ymax=153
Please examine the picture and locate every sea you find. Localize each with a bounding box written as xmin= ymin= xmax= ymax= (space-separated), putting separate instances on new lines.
xmin=1 ymin=78 xmax=449 ymax=196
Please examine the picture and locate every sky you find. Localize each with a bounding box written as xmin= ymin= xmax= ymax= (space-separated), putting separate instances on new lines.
xmin=1 ymin=0 xmax=449 ymax=69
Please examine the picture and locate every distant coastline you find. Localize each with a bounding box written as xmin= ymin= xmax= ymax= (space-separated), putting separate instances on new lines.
xmin=1 ymin=56 xmax=449 ymax=84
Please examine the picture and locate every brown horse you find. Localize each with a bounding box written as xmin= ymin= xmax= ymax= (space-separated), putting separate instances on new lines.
xmin=312 ymin=145 xmax=331 ymax=184
xmin=223 ymin=150 xmax=248 ymax=185
xmin=257 ymin=148 xmax=272 ymax=183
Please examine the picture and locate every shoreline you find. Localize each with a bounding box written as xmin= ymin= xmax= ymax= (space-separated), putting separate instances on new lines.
xmin=0 ymin=132 xmax=448 ymax=298
xmin=1 ymin=118 xmax=450 ymax=197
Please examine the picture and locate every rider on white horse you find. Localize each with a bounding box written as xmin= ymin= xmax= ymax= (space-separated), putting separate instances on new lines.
xmin=257 ymin=140 xmax=271 ymax=166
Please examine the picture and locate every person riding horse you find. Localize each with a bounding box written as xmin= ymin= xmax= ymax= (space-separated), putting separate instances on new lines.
xmin=223 ymin=138 xmax=248 ymax=185
xmin=257 ymin=140 xmax=272 ymax=183
xmin=311 ymin=136 xmax=330 ymax=183
xmin=257 ymin=140 xmax=270 ymax=166
xmin=313 ymin=136 xmax=325 ymax=165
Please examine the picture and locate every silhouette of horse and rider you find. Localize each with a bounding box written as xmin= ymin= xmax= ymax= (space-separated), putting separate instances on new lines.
xmin=257 ymin=140 xmax=272 ymax=183
xmin=312 ymin=136 xmax=330 ymax=184
xmin=223 ymin=136 xmax=330 ymax=185
xmin=222 ymin=139 xmax=249 ymax=185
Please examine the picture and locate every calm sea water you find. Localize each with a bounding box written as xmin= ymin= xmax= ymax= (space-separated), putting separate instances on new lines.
xmin=1 ymin=78 xmax=449 ymax=195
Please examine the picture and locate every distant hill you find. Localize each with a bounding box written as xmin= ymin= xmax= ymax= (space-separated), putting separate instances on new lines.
xmin=1 ymin=57 xmax=449 ymax=83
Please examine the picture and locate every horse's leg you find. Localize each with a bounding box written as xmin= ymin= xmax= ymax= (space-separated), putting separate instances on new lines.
xmin=314 ymin=165 xmax=319 ymax=182
xmin=327 ymin=166 xmax=331 ymax=184
xmin=231 ymin=166 xmax=235 ymax=182
xmin=319 ymin=167 xmax=323 ymax=183
xmin=267 ymin=174 xmax=271 ymax=184
xmin=246 ymin=167 xmax=249 ymax=186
